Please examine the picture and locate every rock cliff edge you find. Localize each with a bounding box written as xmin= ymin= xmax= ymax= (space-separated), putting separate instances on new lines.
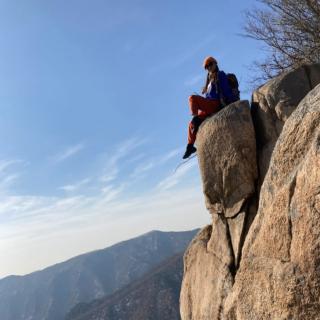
xmin=180 ymin=64 xmax=320 ymax=320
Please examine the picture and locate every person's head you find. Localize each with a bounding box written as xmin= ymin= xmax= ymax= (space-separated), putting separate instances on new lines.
xmin=203 ymin=56 xmax=218 ymax=73
xmin=201 ymin=56 xmax=218 ymax=94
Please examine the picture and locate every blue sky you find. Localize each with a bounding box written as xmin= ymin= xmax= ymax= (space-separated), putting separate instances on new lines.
xmin=0 ymin=0 xmax=265 ymax=278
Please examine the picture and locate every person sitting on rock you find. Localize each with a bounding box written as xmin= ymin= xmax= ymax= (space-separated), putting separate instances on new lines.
xmin=183 ymin=56 xmax=234 ymax=159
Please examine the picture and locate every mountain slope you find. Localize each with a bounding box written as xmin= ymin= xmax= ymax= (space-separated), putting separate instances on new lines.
xmin=66 ymin=253 xmax=184 ymax=320
xmin=0 ymin=229 xmax=197 ymax=320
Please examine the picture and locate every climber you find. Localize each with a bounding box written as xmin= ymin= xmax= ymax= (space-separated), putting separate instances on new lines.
xmin=182 ymin=56 xmax=234 ymax=159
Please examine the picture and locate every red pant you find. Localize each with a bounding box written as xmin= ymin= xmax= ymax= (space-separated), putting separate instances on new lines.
xmin=188 ymin=95 xmax=220 ymax=144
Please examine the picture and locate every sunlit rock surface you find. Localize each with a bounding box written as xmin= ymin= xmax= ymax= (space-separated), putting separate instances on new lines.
xmin=180 ymin=64 xmax=320 ymax=320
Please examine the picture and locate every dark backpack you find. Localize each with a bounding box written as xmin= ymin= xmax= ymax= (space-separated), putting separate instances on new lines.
xmin=226 ymin=73 xmax=240 ymax=102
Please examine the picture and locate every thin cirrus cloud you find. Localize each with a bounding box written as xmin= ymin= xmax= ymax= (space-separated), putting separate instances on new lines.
xmin=0 ymin=137 xmax=202 ymax=278
xmin=0 ymin=159 xmax=27 ymax=193
xmin=0 ymin=175 xmax=201 ymax=242
xmin=130 ymin=161 xmax=155 ymax=179
xmin=156 ymin=158 xmax=197 ymax=191
xmin=0 ymin=140 xmax=185 ymax=227
xmin=148 ymin=35 xmax=216 ymax=74
xmin=184 ymin=73 xmax=204 ymax=87
xmin=0 ymin=142 xmax=191 ymax=229
xmin=0 ymin=160 xmax=21 ymax=174
xmin=0 ymin=174 xmax=20 ymax=190
xmin=56 ymin=136 xmax=149 ymax=197
xmin=129 ymin=147 xmax=183 ymax=180
xmin=0 ymin=179 xmax=208 ymax=278
xmin=159 ymin=147 xmax=182 ymax=163
xmin=100 ymin=136 xmax=149 ymax=183
xmin=51 ymin=143 xmax=85 ymax=163
xmin=59 ymin=178 xmax=91 ymax=193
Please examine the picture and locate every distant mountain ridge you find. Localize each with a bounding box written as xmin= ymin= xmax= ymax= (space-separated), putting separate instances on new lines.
xmin=66 ymin=253 xmax=184 ymax=320
xmin=0 ymin=229 xmax=198 ymax=320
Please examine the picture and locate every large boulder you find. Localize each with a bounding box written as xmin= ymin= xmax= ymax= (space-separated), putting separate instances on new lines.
xmin=180 ymin=226 xmax=234 ymax=320
xmin=197 ymin=100 xmax=258 ymax=267
xmin=224 ymin=84 xmax=320 ymax=319
xmin=196 ymin=100 xmax=258 ymax=219
xmin=180 ymin=101 xmax=258 ymax=320
xmin=252 ymin=64 xmax=320 ymax=182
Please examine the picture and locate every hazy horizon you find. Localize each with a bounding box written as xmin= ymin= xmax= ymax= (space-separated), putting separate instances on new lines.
xmin=0 ymin=227 xmax=201 ymax=280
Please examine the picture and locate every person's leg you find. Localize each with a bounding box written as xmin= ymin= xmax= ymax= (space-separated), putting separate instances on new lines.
xmin=188 ymin=121 xmax=196 ymax=145
xmin=188 ymin=95 xmax=201 ymax=115
xmin=189 ymin=95 xmax=220 ymax=116
xmin=184 ymin=116 xmax=205 ymax=159
xmin=188 ymin=116 xmax=204 ymax=144
xmin=184 ymin=96 xmax=220 ymax=159
xmin=183 ymin=140 xmax=197 ymax=159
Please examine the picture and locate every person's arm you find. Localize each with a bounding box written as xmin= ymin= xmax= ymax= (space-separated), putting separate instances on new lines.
xmin=218 ymin=71 xmax=233 ymax=104
xmin=202 ymin=74 xmax=210 ymax=94
xmin=204 ymin=80 xmax=212 ymax=99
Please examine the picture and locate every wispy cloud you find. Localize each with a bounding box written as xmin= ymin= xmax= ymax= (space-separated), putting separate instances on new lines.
xmin=0 ymin=178 xmax=208 ymax=278
xmin=129 ymin=147 xmax=182 ymax=180
xmin=157 ymin=159 xmax=197 ymax=191
xmin=0 ymin=144 xmax=194 ymax=229
xmin=98 ymin=184 xmax=125 ymax=204
xmin=148 ymin=35 xmax=216 ymax=73
xmin=59 ymin=178 xmax=91 ymax=193
xmin=0 ymin=140 xmax=204 ymax=278
xmin=52 ymin=143 xmax=85 ymax=163
xmin=158 ymin=147 xmax=182 ymax=163
xmin=0 ymin=159 xmax=27 ymax=194
xmin=184 ymin=73 xmax=203 ymax=87
xmin=0 ymin=173 xmax=20 ymax=189
xmin=112 ymin=137 xmax=148 ymax=162
xmin=130 ymin=161 xmax=155 ymax=179
xmin=100 ymin=136 xmax=148 ymax=183
xmin=0 ymin=160 xmax=21 ymax=173
xmin=100 ymin=167 xmax=118 ymax=183
xmin=126 ymin=153 xmax=146 ymax=165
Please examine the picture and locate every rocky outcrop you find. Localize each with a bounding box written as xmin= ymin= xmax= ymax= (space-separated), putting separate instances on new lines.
xmin=180 ymin=101 xmax=258 ymax=320
xmin=180 ymin=226 xmax=234 ymax=320
xmin=180 ymin=64 xmax=320 ymax=320
xmin=196 ymin=100 xmax=257 ymax=219
xmin=252 ymin=64 xmax=320 ymax=182
xmin=224 ymin=83 xmax=320 ymax=320
xmin=196 ymin=100 xmax=258 ymax=270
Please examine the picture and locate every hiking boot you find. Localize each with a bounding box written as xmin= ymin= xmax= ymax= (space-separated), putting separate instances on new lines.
xmin=183 ymin=144 xmax=197 ymax=159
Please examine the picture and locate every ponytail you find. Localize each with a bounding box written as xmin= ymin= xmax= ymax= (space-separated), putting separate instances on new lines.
xmin=202 ymin=74 xmax=210 ymax=94
xmin=201 ymin=65 xmax=219 ymax=94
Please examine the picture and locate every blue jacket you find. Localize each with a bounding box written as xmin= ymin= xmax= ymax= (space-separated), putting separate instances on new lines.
xmin=204 ymin=71 xmax=233 ymax=104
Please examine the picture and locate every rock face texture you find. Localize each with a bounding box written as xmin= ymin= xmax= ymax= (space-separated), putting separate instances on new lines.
xmin=180 ymin=226 xmax=234 ymax=320
xmin=180 ymin=64 xmax=320 ymax=320
xmin=252 ymin=64 xmax=320 ymax=182
xmin=196 ymin=100 xmax=259 ymax=271
xmin=196 ymin=100 xmax=258 ymax=219
xmin=180 ymin=101 xmax=258 ymax=320
xmin=225 ymin=83 xmax=320 ymax=320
